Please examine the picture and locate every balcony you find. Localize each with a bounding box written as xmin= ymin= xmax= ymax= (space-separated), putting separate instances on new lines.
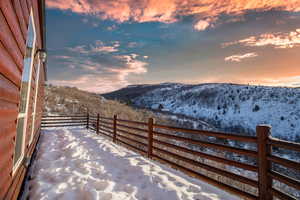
xmin=21 ymin=114 xmax=300 ymax=200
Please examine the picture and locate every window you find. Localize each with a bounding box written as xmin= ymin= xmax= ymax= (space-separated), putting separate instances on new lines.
xmin=13 ymin=9 xmax=36 ymax=172
xmin=30 ymin=59 xmax=41 ymax=144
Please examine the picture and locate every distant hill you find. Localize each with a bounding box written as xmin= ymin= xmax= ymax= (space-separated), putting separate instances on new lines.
xmin=104 ymin=83 xmax=300 ymax=141
xmin=102 ymin=83 xmax=178 ymax=104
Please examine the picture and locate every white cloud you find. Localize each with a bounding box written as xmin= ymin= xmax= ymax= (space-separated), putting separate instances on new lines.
xmin=110 ymin=54 xmax=148 ymax=81
xmin=53 ymin=55 xmax=72 ymax=60
xmin=194 ymin=20 xmax=210 ymax=31
xmin=68 ymin=41 xmax=120 ymax=54
xmin=51 ymin=46 xmax=149 ymax=93
xmin=67 ymin=45 xmax=89 ymax=54
xmin=128 ymin=42 xmax=138 ymax=48
xmin=107 ymin=24 xmax=117 ymax=31
xmin=50 ymin=57 xmax=148 ymax=93
xmin=82 ymin=18 xmax=88 ymax=23
xmin=91 ymin=41 xmax=120 ymax=53
xmin=225 ymin=52 xmax=258 ymax=62
xmin=223 ymin=28 xmax=300 ymax=49
xmin=92 ymin=23 xmax=99 ymax=27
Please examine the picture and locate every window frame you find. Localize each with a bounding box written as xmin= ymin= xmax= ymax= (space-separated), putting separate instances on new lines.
xmin=13 ymin=8 xmax=37 ymax=174
xmin=30 ymin=58 xmax=41 ymax=145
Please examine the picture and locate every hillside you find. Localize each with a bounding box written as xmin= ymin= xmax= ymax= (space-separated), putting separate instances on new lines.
xmin=102 ymin=83 xmax=172 ymax=104
xmin=103 ymin=83 xmax=300 ymax=142
xmin=44 ymin=85 xmax=215 ymax=130
xmin=44 ymin=85 xmax=163 ymax=122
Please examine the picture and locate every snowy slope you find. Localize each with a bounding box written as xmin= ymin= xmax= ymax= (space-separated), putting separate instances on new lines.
xmin=24 ymin=127 xmax=239 ymax=200
xmin=131 ymin=83 xmax=300 ymax=141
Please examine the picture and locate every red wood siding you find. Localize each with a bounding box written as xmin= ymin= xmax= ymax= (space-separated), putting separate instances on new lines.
xmin=0 ymin=100 xmax=16 ymax=198
xmin=0 ymin=0 xmax=26 ymax=55
xmin=0 ymin=9 xmax=23 ymax=70
xmin=0 ymin=41 xmax=22 ymax=86
xmin=20 ymin=0 xmax=29 ymax=26
xmin=0 ymin=73 xmax=19 ymax=104
xmin=12 ymin=0 xmax=27 ymax=40
xmin=0 ymin=0 xmax=45 ymax=199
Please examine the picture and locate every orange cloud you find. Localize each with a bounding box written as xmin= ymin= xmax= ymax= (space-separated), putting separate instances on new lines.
xmin=47 ymin=0 xmax=300 ymax=30
xmin=223 ymin=28 xmax=300 ymax=49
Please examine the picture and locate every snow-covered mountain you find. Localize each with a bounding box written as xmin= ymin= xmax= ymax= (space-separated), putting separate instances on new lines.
xmin=104 ymin=83 xmax=300 ymax=142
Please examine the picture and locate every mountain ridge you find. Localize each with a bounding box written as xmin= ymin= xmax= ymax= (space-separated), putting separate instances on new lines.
xmin=103 ymin=82 xmax=300 ymax=141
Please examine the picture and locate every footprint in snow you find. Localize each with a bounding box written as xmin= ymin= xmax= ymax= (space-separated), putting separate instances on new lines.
xmin=166 ymin=175 xmax=176 ymax=182
xmin=174 ymin=181 xmax=184 ymax=187
xmin=152 ymin=176 xmax=162 ymax=184
xmin=122 ymin=184 xmax=135 ymax=194
xmin=140 ymin=183 xmax=147 ymax=189
xmin=98 ymin=192 xmax=113 ymax=200
xmin=93 ymin=180 xmax=109 ymax=191
xmin=187 ymin=185 xmax=201 ymax=193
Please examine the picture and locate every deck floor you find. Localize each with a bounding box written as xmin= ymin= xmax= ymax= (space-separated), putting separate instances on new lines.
xmin=24 ymin=127 xmax=240 ymax=200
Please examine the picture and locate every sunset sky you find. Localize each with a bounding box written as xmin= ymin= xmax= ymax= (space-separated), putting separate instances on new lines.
xmin=46 ymin=0 xmax=300 ymax=93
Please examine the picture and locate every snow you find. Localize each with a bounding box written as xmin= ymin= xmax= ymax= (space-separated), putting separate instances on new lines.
xmin=133 ymin=83 xmax=300 ymax=141
xmin=25 ymin=127 xmax=240 ymax=200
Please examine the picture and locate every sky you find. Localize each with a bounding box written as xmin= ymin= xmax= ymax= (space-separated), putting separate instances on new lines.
xmin=46 ymin=0 xmax=300 ymax=93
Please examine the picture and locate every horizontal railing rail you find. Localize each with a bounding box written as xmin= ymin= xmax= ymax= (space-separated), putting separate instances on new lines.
xmin=41 ymin=113 xmax=300 ymax=200
xmin=42 ymin=115 xmax=87 ymax=118
xmin=154 ymin=124 xmax=258 ymax=143
xmin=266 ymin=137 xmax=300 ymax=200
xmin=41 ymin=115 xmax=87 ymax=128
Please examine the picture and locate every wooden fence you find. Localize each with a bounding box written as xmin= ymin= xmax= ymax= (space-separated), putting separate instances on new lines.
xmin=41 ymin=114 xmax=300 ymax=200
xmin=41 ymin=115 xmax=88 ymax=128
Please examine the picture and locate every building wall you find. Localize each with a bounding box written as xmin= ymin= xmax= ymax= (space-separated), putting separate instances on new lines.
xmin=0 ymin=0 xmax=45 ymax=199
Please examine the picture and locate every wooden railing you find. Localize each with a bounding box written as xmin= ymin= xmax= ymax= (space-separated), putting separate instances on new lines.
xmin=41 ymin=114 xmax=300 ymax=200
xmin=41 ymin=115 xmax=88 ymax=128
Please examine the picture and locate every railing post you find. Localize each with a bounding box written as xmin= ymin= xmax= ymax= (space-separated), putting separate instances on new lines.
xmin=148 ymin=118 xmax=154 ymax=158
xmin=96 ymin=113 xmax=99 ymax=134
xmin=113 ymin=115 xmax=117 ymax=143
xmin=86 ymin=112 xmax=89 ymax=129
xmin=257 ymin=125 xmax=272 ymax=200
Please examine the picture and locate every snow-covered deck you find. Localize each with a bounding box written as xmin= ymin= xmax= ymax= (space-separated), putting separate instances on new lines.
xmin=25 ymin=128 xmax=240 ymax=200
